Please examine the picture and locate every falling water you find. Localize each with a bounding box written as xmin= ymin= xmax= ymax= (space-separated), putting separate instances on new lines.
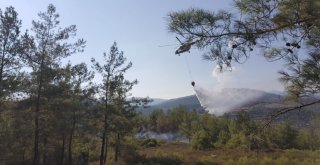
xmin=193 ymin=85 xmax=266 ymax=116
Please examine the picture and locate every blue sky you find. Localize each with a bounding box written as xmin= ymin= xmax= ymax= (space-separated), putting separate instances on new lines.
xmin=1 ymin=0 xmax=285 ymax=99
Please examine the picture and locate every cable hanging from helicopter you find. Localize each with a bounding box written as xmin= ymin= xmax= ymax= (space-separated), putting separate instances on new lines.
xmin=172 ymin=37 xmax=202 ymax=88
xmin=159 ymin=37 xmax=201 ymax=87
xmin=172 ymin=37 xmax=210 ymax=111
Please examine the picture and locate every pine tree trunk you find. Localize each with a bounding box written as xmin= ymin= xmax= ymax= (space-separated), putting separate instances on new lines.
xmin=68 ymin=132 xmax=73 ymax=165
xmin=61 ymin=135 xmax=66 ymax=165
xmin=33 ymin=58 xmax=44 ymax=165
xmin=100 ymin=113 xmax=107 ymax=165
xmin=115 ymin=133 xmax=120 ymax=162
xmin=104 ymin=135 xmax=108 ymax=164
xmin=101 ymin=82 xmax=109 ymax=165
xmin=103 ymin=106 xmax=109 ymax=164
xmin=99 ymin=133 xmax=106 ymax=165
xmin=32 ymin=93 xmax=41 ymax=165
xmin=42 ymin=136 xmax=47 ymax=165
xmin=68 ymin=109 xmax=76 ymax=165
xmin=0 ymin=45 xmax=6 ymax=84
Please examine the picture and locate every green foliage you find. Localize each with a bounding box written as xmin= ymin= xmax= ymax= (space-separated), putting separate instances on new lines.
xmin=226 ymin=132 xmax=248 ymax=149
xmin=145 ymin=107 xmax=197 ymax=133
xmin=143 ymin=108 xmax=320 ymax=152
xmin=141 ymin=139 xmax=160 ymax=148
xmin=190 ymin=130 xmax=213 ymax=150
xmin=21 ymin=4 xmax=87 ymax=164
xmin=296 ymin=129 xmax=320 ymax=150
xmin=213 ymin=130 xmax=230 ymax=148
xmin=0 ymin=6 xmax=24 ymax=100
xmin=179 ymin=109 xmax=199 ymax=142
xmin=91 ymin=41 xmax=150 ymax=164
xmin=276 ymin=122 xmax=298 ymax=149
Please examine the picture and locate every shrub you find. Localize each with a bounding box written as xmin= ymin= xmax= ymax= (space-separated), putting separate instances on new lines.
xmin=226 ymin=133 xmax=247 ymax=149
xmin=141 ymin=139 xmax=159 ymax=148
xmin=190 ymin=130 xmax=213 ymax=150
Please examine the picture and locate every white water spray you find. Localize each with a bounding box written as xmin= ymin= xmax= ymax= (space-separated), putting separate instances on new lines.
xmin=193 ymin=86 xmax=267 ymax=116
xmin=192 ymin=65 xmax=268 ymax=116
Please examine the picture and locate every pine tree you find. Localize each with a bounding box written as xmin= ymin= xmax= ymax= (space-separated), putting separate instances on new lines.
xmin=91 ymin=42 xmax=132 ymax=165
xmin=22 ymin=4 xmax=85 ymax=165
xmin=92 ymin=42 xmax=149 ymax=164
xmin=0 ymin=6 xmax=24 ymax=101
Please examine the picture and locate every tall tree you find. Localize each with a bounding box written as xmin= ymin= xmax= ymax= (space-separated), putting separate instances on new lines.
xmin=91 ymin=42 xmax=132 ymax=165
xmin=67 ymin=63 xmax=94 ymax=165
xmin=44 ymin=63 xmax=94 ymax=165
xmin=0 ymin=6 xmax=23 ymax=101
xmin=109 ymin=74 xmax=148 ymax=162
xmin=91 ymin=42 xmax=149 ymax=165
xmin=22 ymin=4 xmax=85 ymax=165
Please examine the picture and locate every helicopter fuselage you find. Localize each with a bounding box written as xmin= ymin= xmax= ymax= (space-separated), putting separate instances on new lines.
xmin=175 ymin=41 xmax=196 ymax=55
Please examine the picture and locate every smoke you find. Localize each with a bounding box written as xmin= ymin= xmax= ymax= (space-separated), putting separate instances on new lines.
xmin=135 ymin=131 xmax=188 ymax=143
xmin=193 ymin=65 xmax=266 ymax=116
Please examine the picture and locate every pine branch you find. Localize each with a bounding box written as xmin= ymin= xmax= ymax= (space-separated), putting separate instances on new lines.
xmin=261 ymin=99 xmax=320 ymax=130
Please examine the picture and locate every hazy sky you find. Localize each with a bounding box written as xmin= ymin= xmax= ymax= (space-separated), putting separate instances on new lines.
xmin=1 ymin=0 xmax=286 ymax=99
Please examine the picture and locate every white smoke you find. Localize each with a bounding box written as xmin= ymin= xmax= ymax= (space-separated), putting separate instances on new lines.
xmin=193 ymin=65 xmax=267 ymax=116
xmin=135 ymin=131 xmax=188 ymax=143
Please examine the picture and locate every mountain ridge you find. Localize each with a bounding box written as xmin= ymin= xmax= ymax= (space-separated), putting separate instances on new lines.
xmin=141 ymin=88 xmax=319 ymax=127
xmin=143 ymin=88 xmax=282 ymax=114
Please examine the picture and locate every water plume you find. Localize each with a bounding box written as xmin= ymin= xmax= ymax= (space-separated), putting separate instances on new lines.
xmin=194 ymin=86 xmax=268 ymax=116
xmin=193 ymin=65 xmax=268 ymax=116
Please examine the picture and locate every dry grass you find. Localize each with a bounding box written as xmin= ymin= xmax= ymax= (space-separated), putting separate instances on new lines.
xmin=137 ymin=142 xmax=320 ymax=165
xmin=90 ymin=142 xmax=320 ymax=165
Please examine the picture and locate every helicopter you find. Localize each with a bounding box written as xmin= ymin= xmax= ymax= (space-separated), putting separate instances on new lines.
xmin=174 ymin=37 xmax=199 ymax=55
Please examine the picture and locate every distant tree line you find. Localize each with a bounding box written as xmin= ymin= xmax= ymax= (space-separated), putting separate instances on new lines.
xmin=143 ymin=107 xmax=320 ymax=151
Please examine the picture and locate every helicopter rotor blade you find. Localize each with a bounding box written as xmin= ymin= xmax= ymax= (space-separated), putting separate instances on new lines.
xmin=158 ymin=43 xmax=180 ymax=47
xmin=176 ymin=37 xmax=183 ymax=44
